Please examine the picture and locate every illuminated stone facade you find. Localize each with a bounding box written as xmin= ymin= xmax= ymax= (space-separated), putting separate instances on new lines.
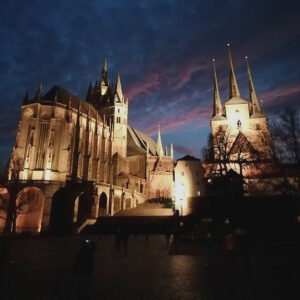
xmin=174 ymin=155 xmax=206 ymax=215
xmin=210 ymin=46 xmax=273 ymax=176
xmin=6 ymin=61 xmax=174 ymax=232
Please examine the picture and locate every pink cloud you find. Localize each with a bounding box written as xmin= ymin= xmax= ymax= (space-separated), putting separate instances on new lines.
xmin=142 ymin=106 xmax=211 ymax=136
xmin=260 ymin=82 xmax=300 ymax=106
xmin=125 ymin=58 xmax=207 ymax=101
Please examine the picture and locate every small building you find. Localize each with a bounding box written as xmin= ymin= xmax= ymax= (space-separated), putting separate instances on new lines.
xmin=174 ymin=155 xmax=206 ymax=215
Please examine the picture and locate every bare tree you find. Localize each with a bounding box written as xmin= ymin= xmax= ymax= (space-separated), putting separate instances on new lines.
xmin=271 ymin=107 xmax=300 ymax=164
xmin=203 ymin=127 xmax=261 ymax=177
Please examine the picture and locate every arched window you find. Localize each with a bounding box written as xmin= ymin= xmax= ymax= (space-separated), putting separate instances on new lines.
xmin=98 ymin=192 xmax=107 ymax=217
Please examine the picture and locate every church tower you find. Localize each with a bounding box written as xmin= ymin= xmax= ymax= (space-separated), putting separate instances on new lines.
xmin=210 ymin=44 xmax=273 ymax=167
xmin=86 ymin=60 xmax=128 ymax=157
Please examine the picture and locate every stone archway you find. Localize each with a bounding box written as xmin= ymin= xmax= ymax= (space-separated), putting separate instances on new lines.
xmin=98 ymin=192 xmax=107 ymax=217
xmin=15 ymin=187 xmax=45 ymax=233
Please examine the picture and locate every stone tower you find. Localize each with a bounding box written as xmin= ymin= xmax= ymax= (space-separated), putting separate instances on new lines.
xmin=86 ymin=60 xmax=128 ymax=157
xmin=210 ymin=44 xmax=273 ymax=164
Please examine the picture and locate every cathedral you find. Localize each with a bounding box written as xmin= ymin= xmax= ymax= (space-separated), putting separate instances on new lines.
xmin=5 ymin=61 xmax=174 ymax=232
xmin=209 ymin=44 xmax=273 ymax=177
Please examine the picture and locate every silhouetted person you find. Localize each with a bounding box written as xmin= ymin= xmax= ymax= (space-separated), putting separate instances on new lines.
xmin=225 ymin=232 xmax=237 ymax=273
xmin=165 ymin=233 xmax=171 ymax=249
xmin=72 ymin=240 xmax=96 ymax=299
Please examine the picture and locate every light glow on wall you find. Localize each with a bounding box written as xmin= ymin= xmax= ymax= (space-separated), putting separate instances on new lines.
xmin=45 ymin=169 xmax=51 ymax=180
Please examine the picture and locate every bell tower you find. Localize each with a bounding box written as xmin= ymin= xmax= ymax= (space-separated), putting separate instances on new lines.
xmin=91 ymin=61 xmax=128 ymax=157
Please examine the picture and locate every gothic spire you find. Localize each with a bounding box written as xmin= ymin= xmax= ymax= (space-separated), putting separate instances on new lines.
xmin=23 ymin=90 xmax=29 ymax=105
xmin=156 ymin=125 xmax=164 ymax=157
xmin=35 ymin=80 xmax=43 ymax=99
xmin=227 ymin=43 xmax=240 ymax=99
xmin=170 ymin=143 xmax=174 ymax=160
xmin=115 ymin=73 xmax=123 ymax=102
xmin=245 ymin=57 xmax=262 ymax=115
xmin=212 ymin=59 xmax=223 ymax=117
xmin=101 ymin=59 xmax=108 ymax=85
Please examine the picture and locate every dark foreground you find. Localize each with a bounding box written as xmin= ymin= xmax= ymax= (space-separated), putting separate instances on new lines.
xmin=0 ymin=233 xmax=298 ymax=300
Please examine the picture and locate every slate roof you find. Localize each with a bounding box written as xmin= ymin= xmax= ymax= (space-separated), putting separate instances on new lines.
xmin=26 ymin=85 xmax=101 ymax=120
xmin=224 ymin=96 xmax=248 ymax=105
xmin=127 ymin=126 xmax=157 ymax=156
xmin=177 ymin=155 xmax=200 ymax=161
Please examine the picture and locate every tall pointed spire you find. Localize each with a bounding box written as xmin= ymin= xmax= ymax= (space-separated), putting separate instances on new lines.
xmin=227 ymin=43 xmax=240 ymax=99
xmin=212 ymin=59 xmax=223 ymax=117
xmin=245 ymin=57 xmax=262 ymax=115
xmin=35 ymin=80 xmax=43 ymax=99
xmin=115 ymin=73 xmax=123 ymax=102
xmin=170 ymin=143 xmax=174 ymax=160
xmin=23 ymin=90 xmax=29 ymax=105
xmin=156 ymin=125 xmax=164 ymax=157
xmin=165 ymin=146 xmax=168 ymax=156
xmin=101 ymin=59 xmax=108 ymax=85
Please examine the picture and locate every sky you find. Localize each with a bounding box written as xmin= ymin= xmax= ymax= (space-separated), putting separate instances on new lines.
xmin=0 ymin=0 xmax=300 ymax=161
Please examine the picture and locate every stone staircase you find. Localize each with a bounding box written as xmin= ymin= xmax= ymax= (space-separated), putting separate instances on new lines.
xmin=114 ymin=200 xmax=174 ymax=216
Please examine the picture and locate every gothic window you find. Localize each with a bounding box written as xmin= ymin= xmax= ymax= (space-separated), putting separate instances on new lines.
xmin=237 ymin=120 xmax=242 ymax=129
xmin=256 ymin=123 xmax=260 ymax=130
xmin=35 ymin=123 xmax=50 ymax=169
xmin=52 ymin=128 xmax=62 ymax=171
xmin=218 ymin=125 xmax=223 ymax=132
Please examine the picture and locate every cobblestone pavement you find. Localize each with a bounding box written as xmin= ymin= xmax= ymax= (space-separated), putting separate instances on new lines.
xmin=1 ymin=234 xmax=298 ymax=300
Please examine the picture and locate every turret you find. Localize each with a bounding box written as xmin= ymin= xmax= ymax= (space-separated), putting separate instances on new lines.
xmin=23 ymin=90 xmax=29 ymax=105
xmin=101 ymin=59 xmax=109 ymax=85
xmin=35 ymin=80 xmax=43 ymax=100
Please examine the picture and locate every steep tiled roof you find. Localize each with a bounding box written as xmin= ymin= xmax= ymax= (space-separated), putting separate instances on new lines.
xmin=127 ymin=126 xmax=157 ymax=156
xmin=27 ymin=85 xmax=101 ymax=120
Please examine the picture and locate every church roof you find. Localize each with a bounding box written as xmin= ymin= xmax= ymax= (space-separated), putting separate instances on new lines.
xmin=211 ymin=115 xmax=226 ymax=121
xmin=127 ymin=126 xmax=157 ymax=156
xmin=28 ymin=85 xmax=101 ymax=120
xmin=229 ymin=131 xmax=257 ymax=155
xmin=177 ymin=155 xmax=200 ymax=161
xmin=250 ymin=112 xmax=265 ymax=119
xmin=224 ymin=96 xmax=248 ymax=105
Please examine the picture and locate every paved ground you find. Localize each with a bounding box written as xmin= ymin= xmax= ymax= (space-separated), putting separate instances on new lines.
xmin=1 ymin=235 xmax=211 ymax=300
xmin=1 ymin=234 xmax=298 ymax=300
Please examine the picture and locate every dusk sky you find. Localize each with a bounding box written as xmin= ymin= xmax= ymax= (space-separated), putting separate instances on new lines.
xmin=1 ymin=0 xmax=300 ymax=161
